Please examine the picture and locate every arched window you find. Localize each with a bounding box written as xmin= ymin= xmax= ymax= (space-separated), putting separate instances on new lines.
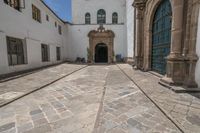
xmin=112 ymin=12 xmax=118 ymax=24
xmin=85 ymin=13 xmax=91 ymax=24
xmin=97 ymin=9 xmax=106 ymax=24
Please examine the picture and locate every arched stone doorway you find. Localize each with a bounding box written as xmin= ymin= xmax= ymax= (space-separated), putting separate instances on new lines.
xmin=95 ymin=43 xmax=108 ymax=63
xmin=133 ymin=0 xmax=199 ymax=87
xmin=88 ymin=25 xmax=115 ymax=63
xmin=151 ymin=0 xmax=172 ymax=75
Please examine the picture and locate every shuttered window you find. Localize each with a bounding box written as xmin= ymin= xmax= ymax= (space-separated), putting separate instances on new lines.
xmin=32 ymin=4 xmax=41 ymax=23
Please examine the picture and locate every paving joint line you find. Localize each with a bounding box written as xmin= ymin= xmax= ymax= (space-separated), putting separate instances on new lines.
xmin=0 ymin=65 xmax=88 ymax=108
xmin=92 ymin=67 xmax=109 ymax=133
xmin=116 ymin=64 xmax=185 ymax=133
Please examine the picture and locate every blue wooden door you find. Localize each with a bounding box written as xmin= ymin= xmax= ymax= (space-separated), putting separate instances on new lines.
xmin=152 ymin=0 xmax=172 ymax=74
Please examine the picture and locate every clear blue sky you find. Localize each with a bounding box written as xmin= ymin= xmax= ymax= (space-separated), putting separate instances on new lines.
xmin=43 ymin=0 xmax=72 ymax=22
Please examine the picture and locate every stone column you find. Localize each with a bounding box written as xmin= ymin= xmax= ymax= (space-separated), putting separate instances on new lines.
xmin=182 ymin=0 xmax=191 ymax=56
xmin=184 ymin=1 xmax=199 ymax=88
xmin=133 ymin=1 xmax=146 ymax=69
xmin=161 ymin=0 xmax=185 ymax=85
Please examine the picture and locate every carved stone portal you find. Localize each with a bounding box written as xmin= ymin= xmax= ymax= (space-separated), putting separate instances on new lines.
xmin=88 ymin=25 xmax=115 ymax=63
xmin=133 ymin=0 xmax=199 ymax=88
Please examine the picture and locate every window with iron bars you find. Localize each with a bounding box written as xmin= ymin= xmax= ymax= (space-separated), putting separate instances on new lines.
xmin=7 ymin=36 xmax=25 ymax=66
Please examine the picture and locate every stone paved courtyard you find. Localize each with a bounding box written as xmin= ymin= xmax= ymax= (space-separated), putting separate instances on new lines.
xmin=0 ymin=63 xmax=200 ymax=133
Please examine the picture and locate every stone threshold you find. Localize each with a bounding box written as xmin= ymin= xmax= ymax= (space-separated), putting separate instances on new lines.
xmin=147 ymin=71 xmax=200 ymax=93
xmin=159 ymin=81 xmax=200 ymax=93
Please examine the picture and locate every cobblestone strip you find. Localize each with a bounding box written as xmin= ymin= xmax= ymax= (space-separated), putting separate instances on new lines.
xmin=116 ymin=64 xmax=184 ymax=133
xmin=0 ymin=65 xmax=88 ymax=108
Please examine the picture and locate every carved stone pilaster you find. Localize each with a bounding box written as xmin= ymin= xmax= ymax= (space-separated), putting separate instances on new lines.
xmin=133 ymin=0 xmax=146 ymax=69
xmin=161 ymin=0 xmax=186 ymax=85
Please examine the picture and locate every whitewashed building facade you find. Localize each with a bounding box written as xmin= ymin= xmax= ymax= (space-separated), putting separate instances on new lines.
xmin=66 ymin=0 xmax=134 ymax=63
xmin=1 ymin=0 xmax=199 ymax=88
xmin=0 ymin=0 xmax=68 ymax=76
xmin=0 ymin=0 xmax=134 ymax=76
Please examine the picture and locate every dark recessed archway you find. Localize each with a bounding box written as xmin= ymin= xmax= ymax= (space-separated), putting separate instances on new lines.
xmin=95 ymin=43 xmax=108 ymax=63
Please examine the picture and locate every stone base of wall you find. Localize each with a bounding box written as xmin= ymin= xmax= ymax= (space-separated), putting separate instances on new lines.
xmin=124 ymin=57 xmax=134 ymax=64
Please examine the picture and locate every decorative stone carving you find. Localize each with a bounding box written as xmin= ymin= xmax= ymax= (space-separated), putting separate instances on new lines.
xmin=133 ymin=0 xmax=199 ymax=88
xmin=88 ymin=25 xmax=115 ymax=63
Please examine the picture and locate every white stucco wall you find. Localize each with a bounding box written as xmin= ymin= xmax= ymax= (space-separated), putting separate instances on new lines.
xmin=0 ymin=0 xmax=135 ymax=75
xmin=66 ymin=24 xmax=126 ymax=61
xmin=72 ymin=0 xmax=126 ymax=24
xmin=69 ymin=0 xmax=133 ymax=61
xmin=0 ymin=0 xmax=67 ymax=75
xmin=195 ymin=10 xmax=200 ymax=87
xmin=126 ymin=0 xmax=134 ymax=59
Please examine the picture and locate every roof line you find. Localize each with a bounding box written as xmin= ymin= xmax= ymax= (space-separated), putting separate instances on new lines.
xmin=40 ymin=0 xmax=70 ymax=24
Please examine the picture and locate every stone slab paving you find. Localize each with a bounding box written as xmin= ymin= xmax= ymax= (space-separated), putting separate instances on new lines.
xmin=0 ymin=63 xmax=86 ymax=106
xmin=0 ymin=64 xmax=186 ymax=133
xmin=94 ymin=65 xmax=180 ymax=133
xmin=0 ymin=65 xmax=109 ymax=133
xmin=117 ymin=64 xmax=200 ymax=133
